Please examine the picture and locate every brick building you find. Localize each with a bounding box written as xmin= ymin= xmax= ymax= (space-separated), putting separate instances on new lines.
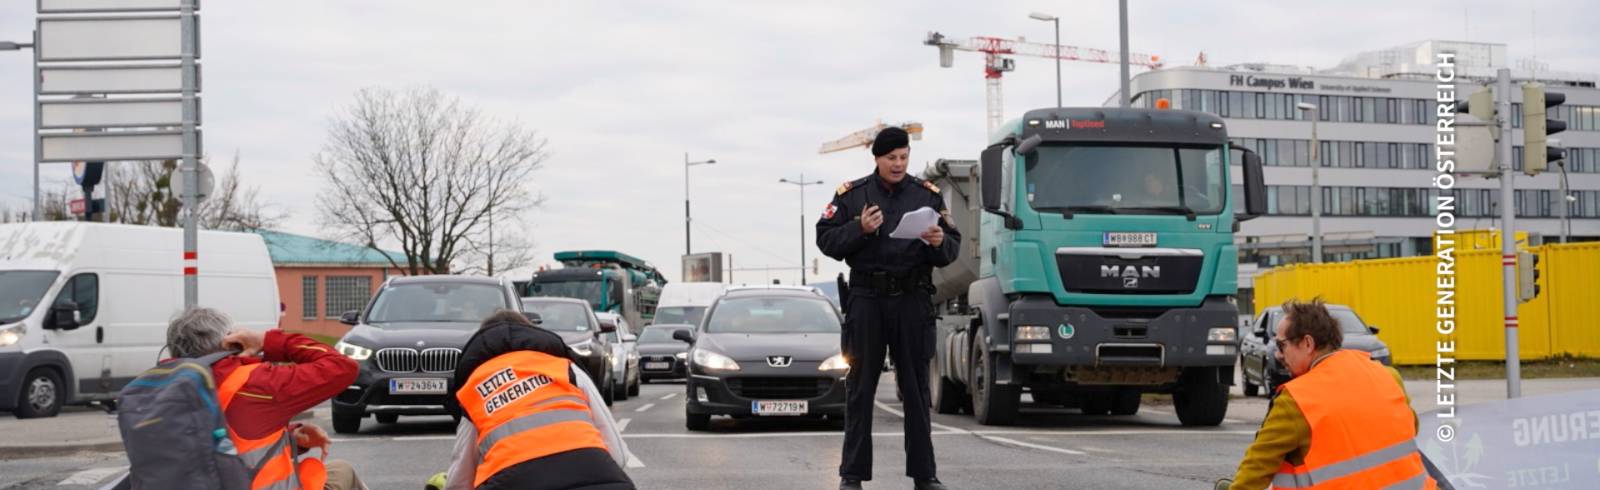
xmin=255 ymin=230 xmax=407 ymax=339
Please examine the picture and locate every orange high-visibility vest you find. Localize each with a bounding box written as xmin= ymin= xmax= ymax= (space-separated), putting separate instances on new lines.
xmin=217 ymin=363 xmax=328 ymax=490
xmin=456 ymin=350 xmax=608 ymax=487
xmin=1273 ymin=350 xmax=1436 ymax=490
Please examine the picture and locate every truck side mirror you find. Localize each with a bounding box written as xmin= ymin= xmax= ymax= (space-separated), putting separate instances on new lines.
xmin=1015 ymin=134 xmax=1043 ymax=155
xmin=1237 ymin=147 xmax=1267 ymax=221
xmin=339 ymin=310 xmax=361 ymax=325
xmin=49 ymin=301 xmax=81 ymax=330
xmin=671 ymin=329 xmax=695 ymax=344
xmin=979 ymin=145 xmax=1022 ymax=229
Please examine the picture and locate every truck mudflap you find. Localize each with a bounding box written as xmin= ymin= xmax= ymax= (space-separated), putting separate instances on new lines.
xmin=1006 ymin=295 xmax=1239 ymax=368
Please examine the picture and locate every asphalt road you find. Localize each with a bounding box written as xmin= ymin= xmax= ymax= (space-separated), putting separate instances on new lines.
xmin=1 ymin=372 xmax=1271 ymax=490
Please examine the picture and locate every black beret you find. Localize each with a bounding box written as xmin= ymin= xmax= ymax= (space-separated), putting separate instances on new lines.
xmin=871 ymin=126 xmax=910 ymax=157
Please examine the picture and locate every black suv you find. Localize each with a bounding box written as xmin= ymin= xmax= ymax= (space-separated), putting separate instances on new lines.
xmin=331 ymin=275 xmax=521 ymax=433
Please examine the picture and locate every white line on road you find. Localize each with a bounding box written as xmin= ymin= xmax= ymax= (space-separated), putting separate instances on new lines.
xmin=625 ymin=447 xmax=646 ymax=468
xmin=660 ymin=393 xmax=677 ymax=401
xmin=635 ymin=403 xmax=656 ymax=413
xmin=393 ymin=435 xmax=455 ymax=441
xmin=58 ymin=466 xmax=127 ymax=486
xmin=970 ymin=429 xmax=1256 ymax=437
xmin=618 ymin=418 xmax=632 ymax=433
xmin=874 ymin=400 xmax=1086 ymax=455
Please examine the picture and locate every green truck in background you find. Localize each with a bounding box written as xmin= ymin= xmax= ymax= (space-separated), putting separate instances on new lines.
xmin=526 ymin=250 xmax=667 ymax=333
xmin=924 ymin=107 xmax=1267 ymax=426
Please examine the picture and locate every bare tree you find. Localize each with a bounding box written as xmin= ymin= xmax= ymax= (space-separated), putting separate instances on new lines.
xmin=104 ymin=153 xmax=284 ymax=231
xmin=315 ymin=86 xmax=546 ymax=276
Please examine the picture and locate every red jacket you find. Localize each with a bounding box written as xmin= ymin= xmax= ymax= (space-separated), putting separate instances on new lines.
xmin=207 ymin=330 xmax=358 ymax=440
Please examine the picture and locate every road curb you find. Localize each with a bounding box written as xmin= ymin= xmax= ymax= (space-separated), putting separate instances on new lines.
xmin=0 ymin=439 xmax=124 ymax=459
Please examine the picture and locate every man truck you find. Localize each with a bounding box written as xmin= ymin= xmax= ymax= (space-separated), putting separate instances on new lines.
xmin=925 ymin=107 xmax=1266 ymax=426
xmin=526 ymin=250 xmax=667 ymax=333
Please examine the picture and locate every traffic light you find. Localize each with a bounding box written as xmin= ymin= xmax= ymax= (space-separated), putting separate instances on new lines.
xmin=1454 ymin=87 xmax=1498 ymax=173
xmin=1460 ymin=87 xmax=1495 ymax=121
xmin=1517 ymin=250 xmax=1541 ymax=303
xmin=1522 ymin=83 xmax=1567 ymax=176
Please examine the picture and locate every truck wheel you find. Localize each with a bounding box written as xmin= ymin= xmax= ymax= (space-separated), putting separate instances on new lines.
xmin=685 ymin=413 xmax=710 ymax=431
xmin=1174 ymin=367 xmax=1229 ymax=426
xmin=970 ymin=339 xmax=1019 ymax=426
xmin=931 ymin=357 xmax=965 ymax=415
xmin=15 ymin=368 xmax=64 ymax=419
xmin=1110 ymin=389 xmax=1142 ymax=416
xmin=332 ymin=410 xmax=363 ymax=434
xmin=1081 ymin=394 xmax=1110 ymax=415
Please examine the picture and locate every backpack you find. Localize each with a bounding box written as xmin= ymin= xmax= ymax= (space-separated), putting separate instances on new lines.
xmin=115 ymin=351 xmax=259 ymax=490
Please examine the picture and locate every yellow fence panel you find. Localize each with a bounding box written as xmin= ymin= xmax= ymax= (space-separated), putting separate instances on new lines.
xmin=1253 ymin=242 xmax=1597 ymax=365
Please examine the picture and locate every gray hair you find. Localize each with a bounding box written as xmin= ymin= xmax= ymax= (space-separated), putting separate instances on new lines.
xmin=167 ymin=307 xmax=233 ymax=358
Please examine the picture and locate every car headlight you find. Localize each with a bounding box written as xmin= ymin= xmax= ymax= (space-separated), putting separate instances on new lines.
xmin=691 ymin=349 xmax=740 ymax=372
xmin=818 ymin=354 xmax=850 ymax=372
xmin=569 ymin=340 xmax=594 ymax=357
xmin=334 ymin=341 xmax=373 ymax=360
xmin=675 ymin=351 xmax=688 ymax=360
xmin=0 ymin=324 xmax=24 ymax=348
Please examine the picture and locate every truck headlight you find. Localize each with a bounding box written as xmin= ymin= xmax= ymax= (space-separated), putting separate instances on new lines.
xmin=334 ymin=341 xmax=373 ymax=360
xmin=691 ymin=349 xmax=741 ymax=372
xmin=1015 ymin=326 xmax=1051 ymax=341
xmin=818 ymin=354 xmax=850 ymax=372
xmin=0 ymin=324 xmax=23 ymax=347
xmin=1207 ymin=327 xmax=1237 ymax=343
xmin=569 ymin=340 xmax=594 ymax=357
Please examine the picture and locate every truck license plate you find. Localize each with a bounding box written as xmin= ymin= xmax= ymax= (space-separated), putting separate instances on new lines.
xmin=1103 ymin=232 xmax=1157 ymax=247
xmin=752 ymin=400 xmax=808 ymax=416
xmin=644 ymin=362 xmax=670 ymax=370
xmin=389 ymin=378 xmax=447 ymax=395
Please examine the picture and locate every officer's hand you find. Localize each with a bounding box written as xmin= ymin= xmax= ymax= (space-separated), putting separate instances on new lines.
xmin=921 ymin=225 xmax=944 ymax=247
xmin=860 ymin=205 xmax=883 ymax=234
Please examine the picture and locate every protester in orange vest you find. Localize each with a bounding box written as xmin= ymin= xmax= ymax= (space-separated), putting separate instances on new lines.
xmin=1223 ymin=299 xmax=1437 ymax=489
xmin=441 ymin=310 xmax=633 ymax=490
xmin=165 ymin=307 xmax=365 ymax=490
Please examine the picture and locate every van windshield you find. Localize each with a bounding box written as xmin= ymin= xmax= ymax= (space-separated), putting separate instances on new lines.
xmin=653 ymin=306 xmax=707 ymax=326
xmin=0 ymin=271 xmax=60 ymax=324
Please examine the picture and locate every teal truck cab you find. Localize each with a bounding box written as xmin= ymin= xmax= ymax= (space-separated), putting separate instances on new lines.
xmin=927 ymin=107 xmax=1266 ymax=426
xmin=526 ymin=250 xmax=667 ymax=333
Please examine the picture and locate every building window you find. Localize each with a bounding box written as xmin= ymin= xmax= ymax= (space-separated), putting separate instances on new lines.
xmin=324 ymin=276 xmax=372 ymax=320
xmin=301 ymin=276 xmax=318 ymax=320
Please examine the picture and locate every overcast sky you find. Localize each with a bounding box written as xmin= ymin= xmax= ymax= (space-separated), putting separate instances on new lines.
xmin=3 ymin=1 xmax=1597 ymax=284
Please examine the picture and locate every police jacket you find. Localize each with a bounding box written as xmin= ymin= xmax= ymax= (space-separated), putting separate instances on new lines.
xmin=815 ymin=172 xmax=961 ymax=283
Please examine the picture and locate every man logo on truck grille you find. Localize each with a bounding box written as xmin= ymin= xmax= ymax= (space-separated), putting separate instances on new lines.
xmin=1102 ymin=265 xmax=1160 ymax=289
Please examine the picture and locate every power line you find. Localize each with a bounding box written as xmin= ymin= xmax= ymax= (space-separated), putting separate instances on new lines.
xmin=691 ymin=220 xmax=796 ymax=265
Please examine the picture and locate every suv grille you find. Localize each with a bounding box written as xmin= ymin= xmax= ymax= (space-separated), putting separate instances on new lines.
xmin=728 ymin=377 xmax=829 ymax=399
xmin=375 ymin=347 xmax=461 ymax=373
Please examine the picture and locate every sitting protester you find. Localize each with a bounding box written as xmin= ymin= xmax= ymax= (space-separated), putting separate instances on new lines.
xmin=442 ymin=309 xmax=632 ymax=490
xmin=167 ymin=307 xmax=365 ymax=490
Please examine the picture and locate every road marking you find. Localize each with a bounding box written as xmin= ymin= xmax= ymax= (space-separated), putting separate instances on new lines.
xmin=393 ymin=435 xmax=455 ymax=441
xmin=874 ymin=400 xmax=1086 ymax=455
xmin=625 ymin=447 xmax=646 ymax=468
xmin=636 ymin=403 xmax=656 ymax=413
xmin=623 ymin=431 xmax=911 ymax=439
xmin=618 ymin=418 xmax=632 ymax=433
xmin=660 ymin=393 xmax=677 ymax=401
xmin=58 ymin=466 xmax=127 ymax=486
xmin=970 ymin=429 xmax=1256 ymax=436
xmin=1080 ymin=446 xmax=1116 ymax=454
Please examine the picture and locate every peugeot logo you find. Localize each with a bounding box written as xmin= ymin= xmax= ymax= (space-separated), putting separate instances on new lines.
xmin=767 ymin=356 xmax=793 ymax=368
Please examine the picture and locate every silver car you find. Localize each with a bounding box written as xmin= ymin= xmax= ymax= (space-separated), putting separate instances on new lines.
xmin=597 ymin=312 xmax=641 ymax=401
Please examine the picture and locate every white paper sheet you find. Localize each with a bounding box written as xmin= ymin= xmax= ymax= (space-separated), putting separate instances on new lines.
xmin=888 ymin=206 xmax=940 ymax=241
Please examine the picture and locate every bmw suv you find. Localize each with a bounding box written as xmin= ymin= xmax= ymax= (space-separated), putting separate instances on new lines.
xmin=330 ymin=276 xmax=521 ymax=434
xmin=679 ymin=286 xmax=848 ymax=430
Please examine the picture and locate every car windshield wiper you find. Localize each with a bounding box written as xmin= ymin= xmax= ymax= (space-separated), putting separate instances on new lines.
xmin=1038 ymin=205 xmax=1119 ymax=219
xmin=1120 ymin=205 xmax=1198 ymax=221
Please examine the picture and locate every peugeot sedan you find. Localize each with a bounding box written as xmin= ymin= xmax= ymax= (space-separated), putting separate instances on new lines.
xmin=679 ymin=287 xmax=848 ymax=430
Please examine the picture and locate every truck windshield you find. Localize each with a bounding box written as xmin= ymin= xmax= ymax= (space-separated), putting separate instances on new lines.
xmin=366 ymin=283 xmax=508 ymax=327
xmin=1025 ymin=145 xmax=1226 ymax=215
xmin=528 ymin=278 xmax=618 ymax=310
xmin=0 ymin=271 xmax=60 ymax=324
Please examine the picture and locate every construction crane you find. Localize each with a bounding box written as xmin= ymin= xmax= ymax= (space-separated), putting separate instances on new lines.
xmin=818 ymin=121 xmax=924 ymax=154
xmin=924 ymin=31 xmax=1163 ymax=135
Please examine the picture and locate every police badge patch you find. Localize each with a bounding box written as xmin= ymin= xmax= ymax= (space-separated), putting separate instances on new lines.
xmin=823 ymin=203 xmax=837 ymax=219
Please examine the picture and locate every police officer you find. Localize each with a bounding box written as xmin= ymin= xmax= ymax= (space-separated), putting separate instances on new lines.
xmin=817 ymin=126 xmax=959 ymax=490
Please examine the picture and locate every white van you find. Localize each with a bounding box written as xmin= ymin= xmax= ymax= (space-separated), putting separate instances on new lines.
xmin=0 ymin=222 xmax=279 ymax=418
xmin=653 ymin=282 xmax=727 ymax=327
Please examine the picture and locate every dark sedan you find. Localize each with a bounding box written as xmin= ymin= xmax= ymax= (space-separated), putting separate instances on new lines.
xmin=331 ymin=275 xmax=521 ymax=434
xmin=637 ymin=324 xmax=694 ymax=382
xmin=679 ymin=287 xmax=848 ymax=431
xmin=1240 ymin=304 xmax=1393 ymax=397
xmin=520 ymin=297 xmax=617 ymax=405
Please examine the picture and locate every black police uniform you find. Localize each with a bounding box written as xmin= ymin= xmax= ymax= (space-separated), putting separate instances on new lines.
xmin=816 ymin=171 xmax=960 ymax=483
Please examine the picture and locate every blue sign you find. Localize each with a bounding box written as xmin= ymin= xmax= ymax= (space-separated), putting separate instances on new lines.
xmin=1417 ymin=389 xmax=1600 ymax=489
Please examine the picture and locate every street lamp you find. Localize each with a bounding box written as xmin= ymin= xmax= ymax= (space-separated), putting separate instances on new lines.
xmin=1296 ymin=102 xmax=1322 ymax=263
xmin=3 ymin=34 xmax=37 ymax=221
xmin=779 ymin=174 xmax=824 ymax=285
xmin=1028 ymin=12 xmax=1062 ymax=108
xmin=684 ymin=153 xmax=716 ymax=256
